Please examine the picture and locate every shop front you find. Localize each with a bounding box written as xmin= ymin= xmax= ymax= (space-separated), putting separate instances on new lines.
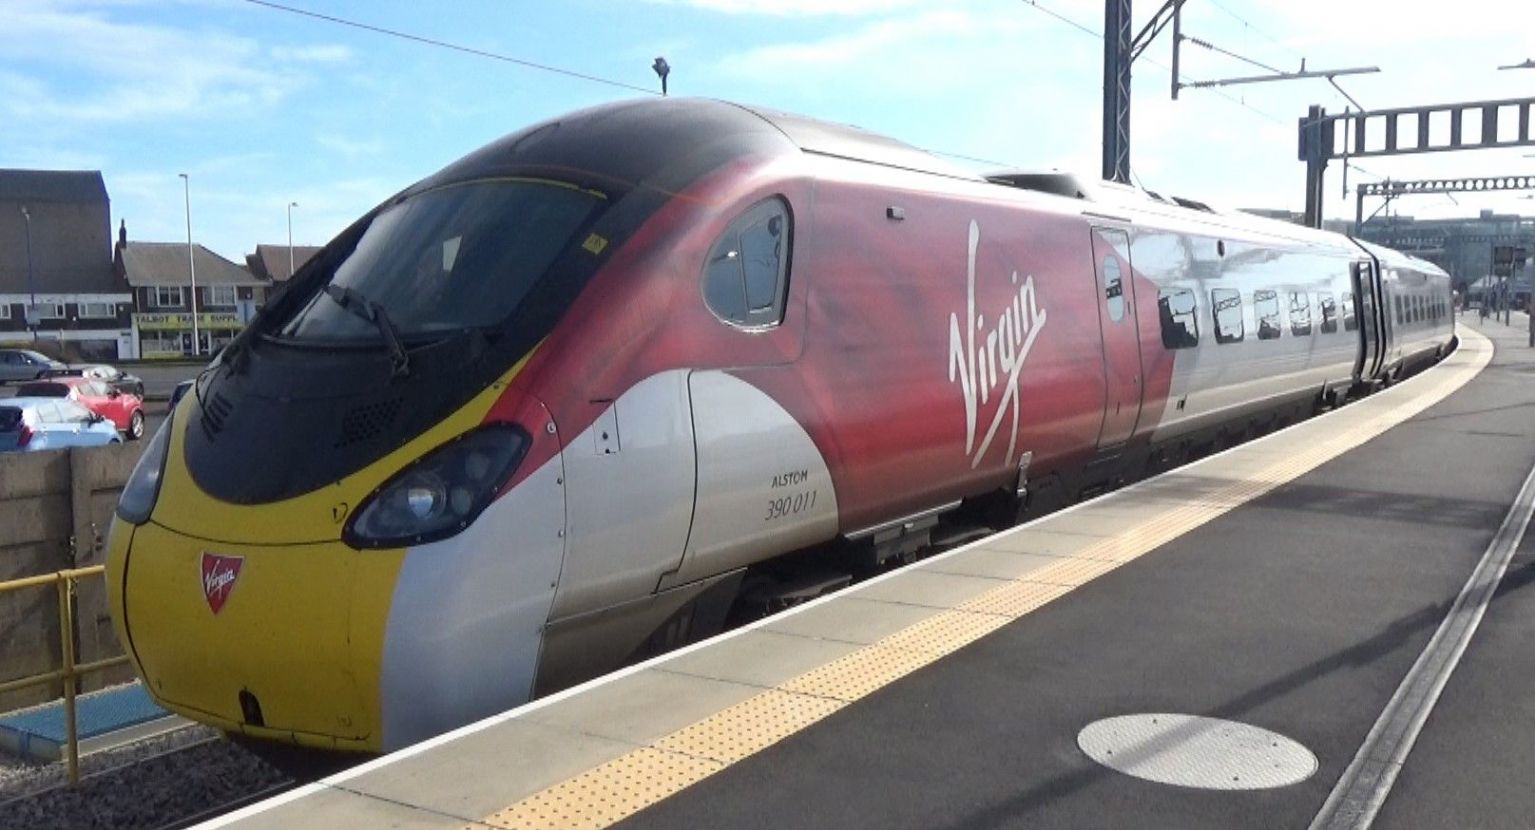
xmin=133 ymin=312 xmax=245 ymax=358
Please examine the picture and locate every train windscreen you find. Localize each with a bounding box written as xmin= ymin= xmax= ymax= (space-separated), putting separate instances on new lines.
xmin=276 ymin=179 xmax=603 ymax=342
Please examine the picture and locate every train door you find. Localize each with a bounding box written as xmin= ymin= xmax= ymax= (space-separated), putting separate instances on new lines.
xmin=1351 ymin=260 xmax=1384 ymax=381
xmin=1090 ymin=227 xmax=1144 ymax=448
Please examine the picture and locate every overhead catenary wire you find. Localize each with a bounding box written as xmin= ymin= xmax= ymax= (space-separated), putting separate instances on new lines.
xmin=240 ymin=0 xmax=660 ymax=95
xmin=1019 ymin=0 xmax=1286 ymax=125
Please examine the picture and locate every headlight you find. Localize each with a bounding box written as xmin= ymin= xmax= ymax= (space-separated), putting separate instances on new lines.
xmin=116 ymin=416 xmax=173 ymax=525
xmin=346 ymin=425 xmax=530 ymax=548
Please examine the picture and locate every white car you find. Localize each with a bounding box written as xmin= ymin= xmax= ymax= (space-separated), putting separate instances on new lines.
xmin=0 ymin=397 xmax=124 ymax=452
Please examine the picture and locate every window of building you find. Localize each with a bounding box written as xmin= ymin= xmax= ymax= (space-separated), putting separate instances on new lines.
xmin=1103 ymin=257 xmax=1125 ymax=322
xmin=205 ymin=285 xmax=238 ymax=307
xmin=1288 ymin=291 xmax=1311 ymax=336
xmin=1211 ymin=288 xmax=1243 ymax=344
xmin=78 ymin=302 xmax=116 ymax=319
xmin=701 ymin=198 xmax=791 ymax=329
xmin=1158 ymin=287 xmax=1199 ymax=349
xmin=1254 ymin=290 xmax=1281 ymax=340
xmin=1318 ymin=292 xmax=1338 ymax=334
xmin=1342 ymin=292 xmax=1358 ymax=332
xmin=153 ymin=286 xmax=184 ymax=308
xmin=0 ymin=304 xmax=10 ymax=320
xmin=37 ymin=303 xmax=65 ymax=319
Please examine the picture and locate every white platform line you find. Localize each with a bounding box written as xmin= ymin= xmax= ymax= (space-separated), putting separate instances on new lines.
xmin=1309 ymin=458 xmax=1535 ymax=829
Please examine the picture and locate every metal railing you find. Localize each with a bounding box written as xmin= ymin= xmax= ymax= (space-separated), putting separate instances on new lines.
xmin=0 ymin=566 xmax=131 ymax=785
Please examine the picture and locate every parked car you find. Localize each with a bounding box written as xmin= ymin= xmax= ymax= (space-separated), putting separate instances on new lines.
xmin=167 ymin=379 xmax=195 ymax=416
xmin=0 ymin=348 xmax=67 ymax=383
xmin=79 ymin=364 xmax=146 ymax=398
xmin=0 ymin=398 xmax=123 ymax=452
xmin=14 ymin=377 xmax=146 ymax=440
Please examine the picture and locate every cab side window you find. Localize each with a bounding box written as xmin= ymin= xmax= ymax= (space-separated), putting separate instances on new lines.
xmin=702 ymin=198 xmax=792 ymax=329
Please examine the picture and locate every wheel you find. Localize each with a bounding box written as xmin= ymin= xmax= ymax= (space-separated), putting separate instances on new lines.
xmin=128 ymin=410 xmax=145 ymax=440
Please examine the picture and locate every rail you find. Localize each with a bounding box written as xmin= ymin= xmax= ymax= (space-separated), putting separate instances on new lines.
xmin=0 ymin=565 xmax=131 ymax=785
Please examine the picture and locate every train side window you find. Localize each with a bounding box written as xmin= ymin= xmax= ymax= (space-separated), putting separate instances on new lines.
xmin=701 ymin=198 xmax=791 ymax=329
xmin=1103 ymin=256 xmax=1126 ymax=322
xmin=1318 ymin=292 xmax=1338 ymax=334
xmin=1158 ymin=287 xmax=1199 ymax=349
xmin=1343 ymin=291 xmax=1358 ymax=331
xmin=1393 ymin=296 xmax=1402 ymax=325
xmin=1210 ymin=288 xmax=1243 ymax=344
xmin=1288 ymin=291 xmax=1312 ymax=336
xmin=1254 ymin=290 xmax=1281 ymax=340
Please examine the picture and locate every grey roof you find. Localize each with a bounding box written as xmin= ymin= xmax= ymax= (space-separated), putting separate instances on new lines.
xmin=246 ymin=244 xmax=322 ymax=282
xmin=119 ymin=242 xmax=262 ymax=287
xmin=0 ymin=170 xmax=108 ymax=204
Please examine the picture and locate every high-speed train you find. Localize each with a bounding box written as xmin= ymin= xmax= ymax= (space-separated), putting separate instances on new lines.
xmin=106 ymin=98 xmax=1454 ymax=753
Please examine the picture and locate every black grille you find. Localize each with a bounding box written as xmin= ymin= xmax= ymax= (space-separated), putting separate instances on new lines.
xmin=335 ymin=398 xmax=403 ymax=448
xmin=201 ymin=391 xmax=234 ymax=439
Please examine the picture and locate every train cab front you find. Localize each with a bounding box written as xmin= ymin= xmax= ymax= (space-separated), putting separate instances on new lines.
xmin=104 ymin=175 xmax=593 ymax=752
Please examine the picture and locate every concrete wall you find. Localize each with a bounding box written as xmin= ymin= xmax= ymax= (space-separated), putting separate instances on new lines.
xmin=0 ymin=442 xmax=145 ymax=711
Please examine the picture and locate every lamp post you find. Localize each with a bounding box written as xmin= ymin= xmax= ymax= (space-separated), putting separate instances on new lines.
xmin=652 ymin=57 xmax=670 ymax=96
xmin=287 ymin=201 xmax=298 ymax=279
xmin=179 ymin=173 xmax=199 ymax=356
xmin=19 ymin=205 xmax=35 ymax=342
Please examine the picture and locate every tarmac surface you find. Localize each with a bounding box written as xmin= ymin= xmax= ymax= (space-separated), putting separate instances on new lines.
xmin=211 ymin=316 xmax=1535 ymax=830
xmin=615 ymin=318 xmax=1535 ymax=830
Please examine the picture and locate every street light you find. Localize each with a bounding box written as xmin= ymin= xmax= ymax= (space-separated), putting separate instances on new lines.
xmin=652 ymin=57 xmax=670 ymax=96
xmin=179 ymin=173 xmax=199 ymax=356
xmin=287 ymin=201 xmax=298 ymax=279
xmin=19 ymin=205 xmax=35 ymax=342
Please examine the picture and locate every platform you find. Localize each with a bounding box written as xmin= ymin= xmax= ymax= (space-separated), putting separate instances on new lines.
xmin=0 ymin=681 xmax=181 ymax=762
xmin=211 ymin=317 xmax=1535 ymax=830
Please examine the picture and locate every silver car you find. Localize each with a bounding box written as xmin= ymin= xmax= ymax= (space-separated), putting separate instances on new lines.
xmin=0 ymin=397 xmax=123 ymax=452
xmin=0 ymin=348 xmax=68 ymax=383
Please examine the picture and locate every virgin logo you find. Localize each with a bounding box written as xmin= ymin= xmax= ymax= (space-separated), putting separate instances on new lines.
xmin=947 ymin=221 xmax=1047 ymax=469
xmin=200 ymin=553 xmax=243 ymax=615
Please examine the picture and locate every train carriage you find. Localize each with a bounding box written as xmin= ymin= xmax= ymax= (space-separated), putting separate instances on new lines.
xmin=107 ymin=98 xmax=1453 ymax=752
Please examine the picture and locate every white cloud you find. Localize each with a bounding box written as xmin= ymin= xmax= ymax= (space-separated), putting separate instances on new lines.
xmin=648 ymin=0 xmax=925 ymax=16
xmin=316 ymin=134 xmax=385 ymax=160
xmin=0 ymin=4 xmax=331 ymax=123
xmin=270 ymin=44 xmax=354 ymax=65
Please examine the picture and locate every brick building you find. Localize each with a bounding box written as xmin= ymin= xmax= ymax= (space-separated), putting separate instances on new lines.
xmin=0 ymin=170 xmax=134 ymax=359
xmin=114 ymin=223 xmax=270 ymax=358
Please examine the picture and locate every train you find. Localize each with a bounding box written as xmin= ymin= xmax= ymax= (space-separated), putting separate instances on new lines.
xmin=105 ymin=97 xmax=1455 ymax=753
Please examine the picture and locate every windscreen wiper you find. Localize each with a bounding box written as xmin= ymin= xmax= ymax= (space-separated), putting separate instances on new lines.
xmin=324 ymin=284 xmax=411 ymax=377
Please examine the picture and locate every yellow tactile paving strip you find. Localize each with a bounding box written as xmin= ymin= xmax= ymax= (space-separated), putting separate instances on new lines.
xmin=463 ymin=332 xmax=1489 ymax=830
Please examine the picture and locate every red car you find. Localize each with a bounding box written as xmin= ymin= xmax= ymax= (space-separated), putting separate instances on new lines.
xmin=15 ymin=377 xmax=146 ymax=440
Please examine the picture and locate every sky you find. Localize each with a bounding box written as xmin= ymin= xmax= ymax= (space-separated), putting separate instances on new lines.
xmin=2 ymin=0 xmax=1533 ymax=262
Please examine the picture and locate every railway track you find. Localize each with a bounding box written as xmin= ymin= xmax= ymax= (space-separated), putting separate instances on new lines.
xmin=0 ymin=726 xmax=348 ymax=830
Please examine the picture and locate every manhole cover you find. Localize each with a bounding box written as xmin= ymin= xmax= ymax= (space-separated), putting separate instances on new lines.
xmin=1077 ymin=714 xmax=1316 ymax=791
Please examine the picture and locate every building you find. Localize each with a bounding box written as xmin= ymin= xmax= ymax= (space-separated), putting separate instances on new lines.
xmin=1357 ymin=210 xmax=1535 ymax=300
xmin=114 ymin=223 xmax=270 ymax=358
xmin=0 ymin=169 xmax=135 ymax=359
xmin=246 ymin=243 xmax=321 ymax=284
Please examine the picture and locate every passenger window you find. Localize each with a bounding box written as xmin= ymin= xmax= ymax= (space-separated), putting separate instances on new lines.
xmin=1289 ymin=291 xmax=1312 ymax=336
xmin=1394 ymin=296 xmax=1402 ymax=325
xmin=701 ymin=198 xmax=791 ymax=328
xmin=1211 ymin=288 xmax=1244 ymax=344
xmin=1157 ymin=287 xmax=1198 ymax=349
xmin=1254 ymin=290 xmax=1282 ymax=340
xmin=1343 ymin=292 xmax=1358 ymax=332
xmin=1318 ymin=292 xmax=1338 ymax=334
xmin=1103 ymin=257 xmax=1125 ymax=322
